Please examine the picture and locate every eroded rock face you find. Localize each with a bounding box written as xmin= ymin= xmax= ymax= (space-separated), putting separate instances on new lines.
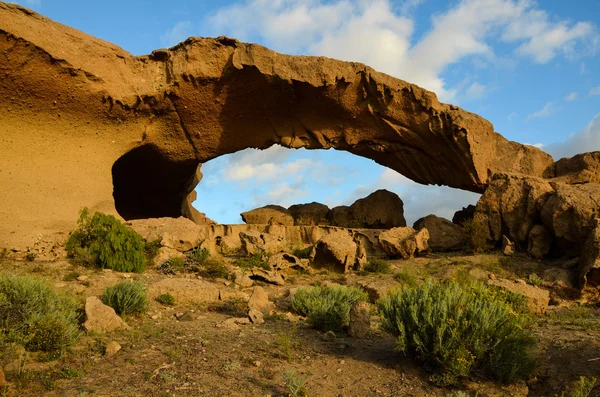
xmin=579 ymin=220 xmax=600 ymax=290
xmin=309 ymin=229 xmax=366 ymax=272
xmin=378 ymin=227 xmax=429 ymax=259
xmin=0 ymin=3 xmax=554 ymax=247
xmin=553 ymin=152 xmax=600 ymax=184
xmin=413 ymin=214 xmax=464 ymax=251
xmin=241 ymin=205 xmax=294 ymax=226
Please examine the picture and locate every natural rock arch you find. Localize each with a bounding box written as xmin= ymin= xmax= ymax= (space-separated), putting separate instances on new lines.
xmin=0 ymin=3 xmax=555 ymax=246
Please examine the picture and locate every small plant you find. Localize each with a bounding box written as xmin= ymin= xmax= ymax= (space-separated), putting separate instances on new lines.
xmin=363 ymin=259 xmax=392 ymax=274
xmin=144 ymin=239 xmax=161 ymax=265
xmin=155 ymin=293 xmax=176 ymax=306
xmin=462 ymin=216 xmax=488 ymax=254
xmin=394 ymin=270 xmax=417 ymax=287
xmin=157 ymin=257 xmax=187 ymax=275
xmin=25 ymin=252 xmax=37 ymax=262
xmin=291 ymin=245 xmax=311 ymax=259
xmin=0 ymin=273 xmax=80 ymax=352
xmin=234 ymin=253 xmax=271 ymax=271
xmin=283 ymin=369 xmax=308 ymax=397
xmin=292 ymin=284 xmax=368 ymax=332
xmin=563 ymin=376 xmax=597 ymax=397
xmin=201 ymin=259 xmax=230 ymax=279
xmin=379 ymin=279 xmax=536 ymax=385
xmin=102 ymin=281 xmax=148 ymax=315
xmin=64 ymin=271 xmax=80 ymax=281
xmin=188 ymin=246 xmax=210 ymax=265
xmin=527 ymin=273 xmax=544 ymax=287
xmin=65 ymin=207 xmax=146 ymax=273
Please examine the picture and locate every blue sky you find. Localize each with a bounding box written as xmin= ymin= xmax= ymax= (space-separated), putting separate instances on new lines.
xmin=12 ymin=0 xmax=600 ymax=225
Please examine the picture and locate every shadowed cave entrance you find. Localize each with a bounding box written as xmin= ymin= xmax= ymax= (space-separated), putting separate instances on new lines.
xmin=112 ymin=145 xmax=200 ymax=220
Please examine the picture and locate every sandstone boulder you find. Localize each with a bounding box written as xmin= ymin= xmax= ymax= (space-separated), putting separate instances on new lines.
xmin=553 ymin=151 xmax=600 ymax=184
xmin=349 ymin=190 xmax=407 ymax=229
xmin=527 ymin=224 xmax=552 ymax=259
xmin=452 ymin=205 xmax=476 ymax=225
xmin=348 ymin=302 xmax=371 ymax=338
xmin=241 ymin=205 xmax=294 ymax=226
xmin=309 ymin=230 xmax=367 ymax=272
xmin=248 ymin=286 xmax=275 ymax=316
xmin=413 ymin=214 xmax=464 ymax=251
xmin=128 ymin=217 xmax=204 ymax=252
xmin=105 ymin=341 xmax=122 ymax=356
xmin=487 ymin=278 xmax=550 ymax=314
xmin=268 ymin=252 xmax=309 ymax=272
xmin=542 ymin=268 xmax=575 ymax=289
xmin=378 ymin=227 xmax=429 ymax=259
xmin=288 ymin=202 xmax=330 ymax=226
xmin=502 ymin=235 xmax=515 ymax=256
xmin=83 ymin=296 xmax=130 ymax=333
xmin=578 ymin=220 xmax=600 ymax=290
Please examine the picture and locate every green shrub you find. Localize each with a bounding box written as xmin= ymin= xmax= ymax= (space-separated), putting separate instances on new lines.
xmin=394 ymin=270 xmax=417 ymax=287
xmin=0 ymin=273 xmax=80 ymax=352
xmin=188 ymin=246 xmax=210 ymax=265
xmin=283 ymin=369 xmax=308 ymax=397
xmin=234 ymin=253 xmax=271 ymax=271
xmin=462 ymin=216 xmax=488 ymax=254
xmin=102 ymin=281 xmax=148 ymax=315
xmin=363 ymin=259 xmax=392 ymax=274
xmin=563 ymin=376 xmax=597 ymax=397
xmin=379 ymin=279 xmax=536 ymax=385
xmin=155 ymin=293 xmax=175 ymax=306
xmin=527 ymin=273 xmax=544 ymax=287
xmin=66 ymin=208 xmax=146 ymax=273
xmin=156 ymin=257 xmax=187 ymax=275
xmin=201 ymin=259 xmax=230 ymax=279
xmin=144 ymin=239 xmax=162 ymax=265
xmin=292 ymin=284 xmax=368 ymax=332
xmin=25 ymin=252 xmax=37 ymax=262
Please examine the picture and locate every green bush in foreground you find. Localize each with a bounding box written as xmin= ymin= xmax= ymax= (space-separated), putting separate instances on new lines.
xmin=292 ymin=284 xmax=368 ymax=332
xmin=155 ymin=293 xmax=176 ymax=306
xmin=379 ymin=279 xmax=536 ymax=385
xmin=102 ymin=281 xmax=148 ymax=315
xmin=0 ymin=273 xmax=80 ymax=352
xmin=66 ymin=207 xmax=146 ymax=273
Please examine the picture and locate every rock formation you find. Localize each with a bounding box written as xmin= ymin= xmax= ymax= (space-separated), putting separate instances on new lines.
xmin=241 ymin=205 xmax=294 ymax=226
xmin=0 ymin=2 xmax=553 ymax=247
xmin=413 ymin=214 xmax=464 ymax=251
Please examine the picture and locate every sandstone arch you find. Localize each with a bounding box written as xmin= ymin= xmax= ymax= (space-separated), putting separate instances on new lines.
xmin=0 ymin=3 xmax=554 ymax=246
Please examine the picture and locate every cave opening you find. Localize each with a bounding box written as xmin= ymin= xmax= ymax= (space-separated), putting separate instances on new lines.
xmin=112 ymin=144 xmax=200 ymax=221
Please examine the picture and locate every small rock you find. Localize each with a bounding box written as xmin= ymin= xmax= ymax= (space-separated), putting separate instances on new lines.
xmin=248 ymin=308 xmax=265 ymax=325
xmin=105 ymin=341 xmax=121 ymax=356
xmin=76 ymin=275 xmax=89 ymax=281
xmin=348 ymin=301 xmax=371 ymax=338
xmin=321 ymin=330 xmax=336 ymax=341
xmin=253 ymin=360 xmax=261 ymax=367
xmin=121 ymin=274 xmax=132 ymax=279
xmin=83 ymin=296 xmax=130 ymax=332
xmin=502 ymin=235 xmax=515 ymax=256
xmin=248 ymin=286 xmax=275 ymax=316
xmin=488 ymin=278 xmax=550 ymax=314
xmin=176 ymin=312 xmax=195 ymax=322
xmin=217 ymin=317 xmax=251 ymax=330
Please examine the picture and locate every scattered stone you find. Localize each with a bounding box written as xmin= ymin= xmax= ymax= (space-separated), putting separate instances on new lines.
xmin=356 ymin=279 xmax=398 ymax=303
xmin=154 ymin=247 xmax=185 ymax=266
xmin=248 ymin=286 xmax=275 ymax=316
xmin=253 ymin=360 xmax=262 ymax=367
xmin=105 ymin=341 xmax=121 ymax=356
xmin=487 ymin=278 xmax=550 ymax=314
xmin=217 ymin=317 xmax=251 ymax=329
xmin=502 ymin=235 xmax=515 ymax=256
xmin=248 ymin=268 xmax=285 ymax=286
xmin=231 ymin=268 xmax=254 ymax=288
xmin=248 ymin=308 xmax=265 ymax=325
xmin=321 ymin=331 xmax=336 ymax=341
xmin=219 ymin=289 xmax=250 ymax=302
xmin=241 ymin=205 xmax=294 ymax=226
xmin=413 ymin=214 xmax=465 ymax=251
xmin=83 ymin=296 xmax=130 ymax=333
xmin=348 ymin=302 xmax=371 ymax=338
xmin=268 ymin=252 xmax=309 ymax=272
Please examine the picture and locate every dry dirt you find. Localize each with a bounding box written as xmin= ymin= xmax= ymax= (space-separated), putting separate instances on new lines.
xmin=0 ymin=252 xmax=599 ymax=397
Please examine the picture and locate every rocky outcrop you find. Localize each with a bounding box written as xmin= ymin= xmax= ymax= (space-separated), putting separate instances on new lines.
xmin=288 ymin=202 xmax=330 ymax=226
xmin=553 ymin=152 xmax=600 ymax=184
xmin=128 ymin=217 xmax=206 ymax=252
xmin=413 ymin=214 xmax=464 ymax=251
xmin=378 ymin=227 xmax=429 ymax=259
xmin=579 ymin=220 xmax=600 ymax=290
xmin=309 ymin=229 xmax=367 ymax=272
xmin=0 ymin=3 xmax=554 ymax=247
xmin=339 ymin=190 xmax=406 ymax=229
xmin=452 ymin=205 xmax=476 ymax=225
xmin=241 ymin=205 xmax=294 ymax=226
xmin=527 ymin=224 xmax=552 ymax=259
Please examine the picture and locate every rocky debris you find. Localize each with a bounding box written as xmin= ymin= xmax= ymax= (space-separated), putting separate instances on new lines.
xmin=217 ymin=317 xmax=251 ymax=330
xmin=452 ymin=205 xmax=476 ymax=225
xmin=83 ymin=297 xmax=131 ymax=333
xmin=502 ymin=235 xmax=515 ymax=256
xmin=309 ymin=230 xmax=367 ymax=272
xmin=248 ymin=286 xmax=275 ymax=316
xmin=247 ymin=268 xmax=285 ymax=286
xmin=268 ymin=252 xmax=310 ymax=272
xmin=231 ymin=268 xmax=254 ymax=288
xmin=105 ymin=341 xmax=122 ymax=356
xmin=148 ymin=279 xmax=220 ymax=303
xmin=239 ymin=230 xmax=285 ymax=256
xmin=528 ymin=225 xmax=552 ymax=259
xmin=578 ymin=220 xmax=600 ymax=290
xmin=128 ymin=217 xmax=204 ymax=252
xmin=413 ymin=214 xmax=464 ymax=251
xmin=378 ymin=227 xmax=429 ymax=259
xmin=553 ymin=151 xmax=600 ymax=184
xmin=331 ymin=190 xmax=407 ymax=229
xmin=288 ymin=202 xmax=330 ymax=226
xmin=348 ymin=302 xmax=371 ymax=338
xmin=248 ymin=308 xmax=265 ymax=325
xmin=176 ymin=312 xmax=196 ymax=322
xmin=487 ymin=278 xmax=550 ymax=314
xmin=241 ymin=205 xmax=294 ymax=226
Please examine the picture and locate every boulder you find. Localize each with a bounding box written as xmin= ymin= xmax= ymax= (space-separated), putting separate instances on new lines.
xmin=578 ymin=220 xmax=600 ymax=290
xmin=527 ymin=224 xmax=552 ymax=259
xmin=83 ymin=297 xmax=131 ymax=333
xmin=452 ymin=205 xmax=476 ymax=225
xmin=348 ymin=302 xmax=371 ymax=338
xmin=105 ymin=341 xmax=122 ymax=356
xmin=309 ymin=230 xmax=367 ymax=272
xmin=542 ymin=268 xmax=575 ymax=289
xmin=148 ymin=279 xmax=220 ymax=303
xmin=553 ymin=151 xmax=600 ymax=184
xmin=413 ymin=214 xmax=464 ymax=251
xmin=487 ymin=278 xmax=550 ymax=314
xmin=288 ymin=202 xmax=330 ymax=226
xmin=378 ymin=227 xmax=429 ymax=259
xmin=248 ymin=286 xmax=275 ymax=316
xmin=328 ymin=206 xmax=352 ymax=227
xmin=241 ymin=205 xmax=294 ymax=226
xmin=267 ymin=252 xmax=309 ymax=272
xmin=248 ymin=308 xmax=265 ymax=325
xmin=128 ymin=217 xmax=204 ymax=252
xmin=349 ymin=190 xmax=407 ymax=229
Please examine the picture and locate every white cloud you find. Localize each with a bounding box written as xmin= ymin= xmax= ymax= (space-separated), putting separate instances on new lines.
xmin=507 ymin=112 xmax=518 ymax=121
xmin=590 ymin=85 xmax=600 ymax=96
xmin=526 ymin=101 xmax=557 ymax=120
xmin=223 ymin=158 xmax=313 ymax=182
xmin=544 ymin=113 xmax=600 ymax=160
xmin=206 ymin=0 xmax=597 ymax=102
xmin=465 ymin=82 xmax=486 ymax=100
xmin=523 ymin=142 xmax=544 ymax=148
xmin=160 ymin=21 xmax=192 ymax=47
xmin=564 ymin=92 xmax=578 ymax=101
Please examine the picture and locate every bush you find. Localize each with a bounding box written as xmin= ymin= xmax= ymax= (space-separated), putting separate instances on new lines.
xmin=363 ymin=259 xmax=392 ymax=274
xmin=394 ymin=270 xmax=417 ymax=287
xmin=563 ymin=376 xmax=597 ymax=397
xmin=291 ymin=284 xmax=368 ymax=332
xmin=379 ymin=279 xmax=536 ymax=385
xmin=234 ymin=253 xmax=271 ymax=271
xmin=188 ymin=246 xmax=210 ymax=265
xmin=144 ymin=239 xmax=162 ymax=265
xmin=462 ymin=216 xmax=488 ymax=253
xmin=155 ymin=293 xmax=175 ymax=306
xmin=201 ymin=259 xmax=230 ymax=279
xmin=157 ymin=257 xmax=187 ymax=275
xmin=66 ymin=208 xmax=146 ymax=273
xmin=0 ymin=273 xmax=80 ymax=352
xmin=102 ymin=281 xmax=148 ymax=315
